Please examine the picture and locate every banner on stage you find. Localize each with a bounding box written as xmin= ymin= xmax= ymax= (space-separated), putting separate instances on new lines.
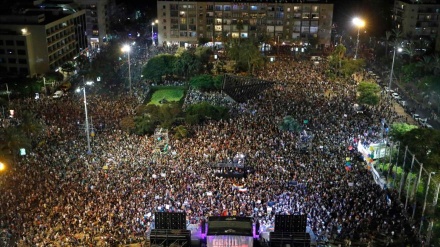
xmin=207 ymin=235 xmax=253 ymax=247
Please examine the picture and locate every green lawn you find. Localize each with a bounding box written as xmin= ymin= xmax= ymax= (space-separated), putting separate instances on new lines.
xmin=149 ymin=88 xmax=185 ymax=105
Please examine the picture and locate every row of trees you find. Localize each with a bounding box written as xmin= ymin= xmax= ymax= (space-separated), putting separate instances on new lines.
xmin=142 ymin=40 xmax=266 ymax=83
xmin=142 ymin=47 xmax=213 ymax=82
xmin=120 ymin=101 xmax=229 ymax=137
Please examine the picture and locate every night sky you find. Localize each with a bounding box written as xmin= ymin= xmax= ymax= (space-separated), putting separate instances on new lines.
xmin=121 ymin=0 xmax=393 ymax=37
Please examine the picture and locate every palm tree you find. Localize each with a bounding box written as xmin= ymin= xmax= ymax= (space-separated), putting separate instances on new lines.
xmin=430 ymin=54 xmax=440 ymax=75
xmin=173 ymin=125 xmax=188 ymax=139
xmin=417 ymin=55 xmax=433 ymax=74
xmin=236 ymin=20 xmax=244 ymax=43
xmin=401 ymin=42 xmax=417 ymax=62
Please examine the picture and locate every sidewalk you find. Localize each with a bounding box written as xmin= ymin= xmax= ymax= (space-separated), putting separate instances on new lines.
xmin=392 ymin=101 xmax=418 ymax=125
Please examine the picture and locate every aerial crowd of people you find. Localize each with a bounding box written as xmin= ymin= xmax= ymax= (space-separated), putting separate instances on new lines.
xmin=0 ymin=57 xmax=420 ymax=246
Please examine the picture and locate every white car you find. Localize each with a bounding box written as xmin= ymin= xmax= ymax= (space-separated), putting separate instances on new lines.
xmin=418 ymin=118 xmax=428 ymax=124
xmin=52 ymin=90 xmax=64 ymax=99
xmin=398 ymin=100 xmax=407 ymax=107
xmin=412 ymin=114 xmax=420 ymax=121
xmin=391 ymin=93 xmax=401 ymax=100
xmin=423 ymin=123 xmax=433 ymax=129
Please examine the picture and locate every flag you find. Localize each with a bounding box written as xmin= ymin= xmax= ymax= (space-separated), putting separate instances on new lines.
xmin=238 ymin=188 xmax=248 ymax=192
xmin=232 ymin=183 xmax=244 ymax=190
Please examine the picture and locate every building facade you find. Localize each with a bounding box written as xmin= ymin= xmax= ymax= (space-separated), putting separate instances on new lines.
xmin=157 ymin=0 xmax=333 ymax=47
xmin=393 ymin=0 xmax=440 ymax=51
xmin=0 ymin=7 xmax=87 ymax=76
xmin=74 ymin=0 xmax=112 ymax=50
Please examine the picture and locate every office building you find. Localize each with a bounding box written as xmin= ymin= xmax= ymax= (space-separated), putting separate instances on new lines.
xmin=74 ymin=0 xmax=113 ymax=50
xmin=0 ymin=4 xmax=87 ymax=76
xmin=393 ymin=0 xmax=440 ymax=51
xmin=156 ymin=0 xmax=333 ymax=48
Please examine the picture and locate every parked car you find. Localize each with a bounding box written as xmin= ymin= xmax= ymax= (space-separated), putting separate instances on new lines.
xmin=418 ymin=118 xmax=428 ymax=125
xmin=412 ymin=113 xmax=420 ymax=121
xmin=398 ymin=100 xmax=407 ymax=107
xmin=391 ymin=92 xmax=401 ymax=100
xmin=422 ymin=123 xmax=433 ymax=129
xmin=52 ymin=90 xmax=64 ymax=99
xmin=384 ymin=87 xmax=394 ymax=94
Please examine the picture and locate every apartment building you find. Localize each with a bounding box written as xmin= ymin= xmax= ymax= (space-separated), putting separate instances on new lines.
xmin=157 ymin=0 xmax=333 ymax=48
xmin=0 ymin=4 xmax=87 ymax=76
xmin=393 ymin=0 xmax=440 ymax=51
xmin=74 ymin=0 xmax=113 ymax=50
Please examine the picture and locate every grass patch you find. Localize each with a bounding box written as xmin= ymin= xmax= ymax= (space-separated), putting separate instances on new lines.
xmin=149 ymin=88 xmax=185 ymax=105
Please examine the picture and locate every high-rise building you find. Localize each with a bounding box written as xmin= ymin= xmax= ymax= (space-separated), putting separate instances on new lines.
xmin=156 ymin=0 xmax=333 ymax=48
xmin=393 ymin=0 xmax=440 ymax=51
xmin=0 ymin=4 xmax=87 ymax=76
xmin=73 ymin=0 xmax=113 ymax=51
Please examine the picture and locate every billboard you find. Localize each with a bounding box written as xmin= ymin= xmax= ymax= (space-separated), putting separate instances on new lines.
xmin=207 ymin=235 xmax=253 ymax=247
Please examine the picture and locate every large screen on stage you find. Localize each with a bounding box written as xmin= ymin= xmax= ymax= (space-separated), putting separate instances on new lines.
xmin=207 ymin=235 xmax=253 ymax=247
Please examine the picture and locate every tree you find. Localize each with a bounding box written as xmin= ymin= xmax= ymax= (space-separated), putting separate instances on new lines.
xmin=401 ymin=63 xmax=422 ymax=84
xmin=173 ymin=50 xmax=201 ymax=78
xmin=401 ymin=41 xmax=417 ymax=62
xmin=340 ymin=59 xmax=366 ymax=78
xmin=417 ymin=55 xmax=434 ymax=74
xmin=400 ymin=128 xmax=440 ymax=170
xmin=389 ymin=122 xmax=418 ymax=142
xmin=185 ymin=102 xmax=229 ymax=125
xmin=195 ymin=47 xmax=212 ymax=62
xmin=236 ymin=20 xmax=244 ymax=42
xmin=61 ymin=62 xmax=76 ymax=76
xmin=120 ymin=116 xmax=136 ymax=133
xmin=279 ymin=116 xmax=302 ymax=133
xmin=173 ymin=125 xmax=188 ymax=139
xmin=213 ymin=75 xmax=224 ymax=90
xmin=189 ymin=74 xmax=215 ymax=91
xmin=328 ymin=44 xmax=346 ymax=70
xmin=357 ymin=81 xmax=381 ymax=106
xmin=142 ymin=54 xmax=176 ymax=82
xmin=226 ymin=40 xmax=263 ymax=74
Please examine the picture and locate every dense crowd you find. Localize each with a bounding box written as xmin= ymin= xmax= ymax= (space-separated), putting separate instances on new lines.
xmin=0 ymin=58 xmax=419 ymax=246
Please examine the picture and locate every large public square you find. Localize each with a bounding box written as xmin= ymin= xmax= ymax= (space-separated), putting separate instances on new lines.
xmin=0 ymin=53 xmax=425 ymax=247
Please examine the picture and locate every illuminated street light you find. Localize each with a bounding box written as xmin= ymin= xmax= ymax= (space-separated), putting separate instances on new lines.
xmin=121 ymin=44 xmax=132 ymax=95
xmin=0 ymin=161 xmax=5 ymax=171
xmin=151 ymin=19 xmax=158 ymax=45
xmin=76 ymin=78 xmax=94 ymax=154
xmin=352 ymin=17 xmax=365 ymax=60
xmin=389 ymin=46 xmax=403 ymax=90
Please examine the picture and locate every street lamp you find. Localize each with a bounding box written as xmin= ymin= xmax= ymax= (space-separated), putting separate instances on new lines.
xmin=352 ymin=17 xmax=365 ymax=60
xmin=121 ymin=44 xmax=132 ymax=95
xmin=4 ymin=83 xmax=10 ymax=103
xmin=0 ymin=161 xmax=5 ymax=172
xmin=420 ymin=172 xmax=435 ymax=234
xmin=151 ymin=19 xmax=158 ymax=45
xmin=76 ymin=79 xmax=94 ymax=154
xmin=388 ymin=46 xmax=403 ymax=90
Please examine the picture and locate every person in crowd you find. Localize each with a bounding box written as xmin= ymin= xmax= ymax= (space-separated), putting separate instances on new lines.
xmin=0 ymin=58 xmax=417 ymax=246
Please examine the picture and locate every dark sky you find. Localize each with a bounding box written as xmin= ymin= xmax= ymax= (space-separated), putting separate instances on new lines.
xmin=121 ymin=0 xmax=392 ymax=37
